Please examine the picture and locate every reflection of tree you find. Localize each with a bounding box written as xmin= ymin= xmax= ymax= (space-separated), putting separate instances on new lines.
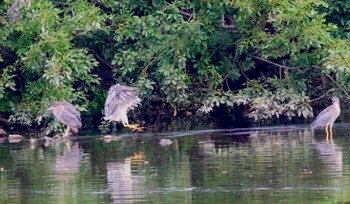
xmin=2 ymin=126 xmax=350 ymax=203
xmin=189 ymin=128 xmax=346 ymax=203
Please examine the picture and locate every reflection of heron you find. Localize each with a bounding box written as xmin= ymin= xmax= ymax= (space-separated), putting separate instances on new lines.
xmin=104 ymin=84 xmax=143 ymax=131
xmin=311 ymin=96 xmax=340 ymax=141
xmin=107 ymin=161 xmax=146 ymax=203
xmin=48 ymin=101 xmax=82 ymax=136
xmin=313 ymin=141 xmax=342 ymax=177
xmin=54 ymin=143 xmax=83 ymax=181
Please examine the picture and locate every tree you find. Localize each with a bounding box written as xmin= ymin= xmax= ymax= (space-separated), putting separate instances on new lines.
xmin=0 ymin=0 xmax=350 ymax=134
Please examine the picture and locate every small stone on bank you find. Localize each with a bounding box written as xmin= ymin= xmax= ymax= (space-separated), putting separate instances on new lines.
xmin=0 ymin=129 xmax=7 ymax=137
xmin=8 ymin=134 xmax=24 ymax=143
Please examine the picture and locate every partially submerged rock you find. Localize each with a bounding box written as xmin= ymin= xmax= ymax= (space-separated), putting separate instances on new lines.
xmin=0 ymin=129 xmax=7 ymax=137
xmin=8 ymin=134 xmax=24 ymax=143
xmin=159 ymin=139 xmax=173 ymax=146
xmin=29 ymin=138 xmax=37 ymax=149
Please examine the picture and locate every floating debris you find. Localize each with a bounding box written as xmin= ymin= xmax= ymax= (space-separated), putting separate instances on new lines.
xmin=159 ymin=139 xmax=173 ymax=146
xmin=100 ymin=135 xmax=122 ymax=143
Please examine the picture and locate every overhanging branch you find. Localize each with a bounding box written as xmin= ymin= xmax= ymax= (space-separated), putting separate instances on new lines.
xmin=248 ymin=54 xmax=350 ymax=98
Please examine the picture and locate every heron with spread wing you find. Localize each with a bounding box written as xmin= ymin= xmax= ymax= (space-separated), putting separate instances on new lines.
xmin=311 ymin=96 xmax=340 ymax=141
xmin=48 ymin=101 xmax=82 ymax=136
xmin=104 ymin=84 xmax=143 ymax=131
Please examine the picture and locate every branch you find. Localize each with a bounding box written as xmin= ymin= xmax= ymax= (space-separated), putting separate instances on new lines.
xmin=88 ymin=49 xmax=130 ymax=84
xmin=309 ymin=90 xmax=333 ymax=102
xmin=325 ymin=74 xmax=350 ymax=97
xmin=236 ymin=59 xmax=251 ymax=80
xmin=179 ymin=10 xmax=192 ymax=18
xmin=248 ymin=55 xmax=307 ymax=70
xmin=248 ymin=55 xmax=350 ymax=97
xmin=311 ymin=65 xmax=350 ymax=97
xmin=93 ymin=0 xmax=112 ymax=14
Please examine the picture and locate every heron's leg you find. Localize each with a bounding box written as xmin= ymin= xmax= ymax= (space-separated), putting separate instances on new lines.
xmin=329 ymin=123 xmax=334 ymax=143
xmin=63 ymin=126 xmax=71 ymax=137
xmin=325 ymin=125 xmax=329 ymax=143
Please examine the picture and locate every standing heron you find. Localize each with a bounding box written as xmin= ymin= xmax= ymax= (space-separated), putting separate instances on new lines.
xmin=311 ymin=96 xmax=340 ymax=141
xmin=48 ymin=101 xmax=82 ymax=136
xmin=104 ymin=84 xmax=143 ymax=131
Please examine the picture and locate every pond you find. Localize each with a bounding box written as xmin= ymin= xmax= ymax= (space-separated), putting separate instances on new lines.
xmin=1 ymin=123 xmax=350 ymax=203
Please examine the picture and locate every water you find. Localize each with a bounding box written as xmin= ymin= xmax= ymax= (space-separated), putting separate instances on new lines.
xmin=1 ymin=124 xmax=350 ymax=203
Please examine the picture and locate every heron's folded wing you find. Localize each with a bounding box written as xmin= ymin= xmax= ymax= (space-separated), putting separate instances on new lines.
xmin=61 ymin=101 xmax=81 ymax=117
xmin=311 ymin=105 xmax=334 ymax=127
xmin=58 ymin=109 xmax=82 ymax=130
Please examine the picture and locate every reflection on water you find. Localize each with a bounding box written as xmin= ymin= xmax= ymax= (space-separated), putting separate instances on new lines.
xmin=107 ymin=152 xmax=146 ymax=203
xmin=54 ymin=142 xmax=83 ymax=181
xmin=313 ymin=142 xmax=343 ymax=176
xmin=1 ymin=124 xmax=350 ymax=203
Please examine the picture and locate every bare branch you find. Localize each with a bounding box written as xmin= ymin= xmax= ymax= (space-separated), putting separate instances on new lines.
xmin=88 ymin=49 xmax=130 ymax=84
xmin=325 ymin=74 xmax=350 ymax=97
xmin=248 ymin=55 xmax=307 ymax=70
xmin=93 ymin=0 xmax=112 ymax=14
xmin=179 ymin=10 xmax=192 ymax=18
xmin=248 ymin=55 xmax=350 ymax=98
xmin=236 ymin=59 xmax=251 ymax=80
xmin=309 ymin=90 xmax=333 ymax=102
xmin=179 ymin=9 xmax=195 ymax=22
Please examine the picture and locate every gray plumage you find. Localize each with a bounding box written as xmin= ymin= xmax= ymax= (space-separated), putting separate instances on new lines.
xmin=311 ymin=96 xmax=340 ymax=128
xmin=48 ymin=101 xmax=82 ymax=134
xmin=104 ymin=84 xmax=141 ymax=125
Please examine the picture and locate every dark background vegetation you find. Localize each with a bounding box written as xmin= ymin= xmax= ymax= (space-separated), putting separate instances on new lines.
xmin=1 ymin=0 xmax=350 ymax=134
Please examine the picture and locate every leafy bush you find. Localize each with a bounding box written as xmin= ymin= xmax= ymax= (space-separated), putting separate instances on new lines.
xmin=1 ymin=0 xmax=350 ymax=133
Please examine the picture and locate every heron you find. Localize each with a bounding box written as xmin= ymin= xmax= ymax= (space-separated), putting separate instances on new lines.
xmin=103 ymin=84 xmax=143 ymax=131
xmin=47 ymin=101 xmax=82 ymax=136
xmin=311 ymin=96 xmax=340 ymax=141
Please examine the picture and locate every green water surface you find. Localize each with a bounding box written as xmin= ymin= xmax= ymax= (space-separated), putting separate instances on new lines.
xmin=0 ymin=124 xmax=350 ymax=203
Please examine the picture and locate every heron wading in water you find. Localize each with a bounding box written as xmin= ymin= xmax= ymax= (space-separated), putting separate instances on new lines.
xmin=48 ymin=101 xmax=82 ymax=136
xmin=103 ymin=84 xmax=143 ymax=132
xmin=311 ymin=96 xmax=340 ymax=141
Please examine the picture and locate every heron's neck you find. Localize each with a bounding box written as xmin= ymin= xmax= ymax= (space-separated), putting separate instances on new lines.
xmin=333 ymin=102 xmax=340 ymax=109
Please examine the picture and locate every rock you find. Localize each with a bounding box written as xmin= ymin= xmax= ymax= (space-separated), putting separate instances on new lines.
xmin=29 ymin=138 xmax=36 ymax=149
xmin=43 ymin=136 xmax=53 ymax=147
xmin=159 ymin=139 xmax=173 ymax=146
xmin=29 ymin=138 xmax=36 ymax=144
xmin=0 ymin=129 xmax=7 ymax=137
xmin=8 ymin=134 xmax=24 ymax=143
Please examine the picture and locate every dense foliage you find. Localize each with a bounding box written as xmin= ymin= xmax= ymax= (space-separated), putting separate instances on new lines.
xmin=1 ymin=0 xmax=350 ymax=133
